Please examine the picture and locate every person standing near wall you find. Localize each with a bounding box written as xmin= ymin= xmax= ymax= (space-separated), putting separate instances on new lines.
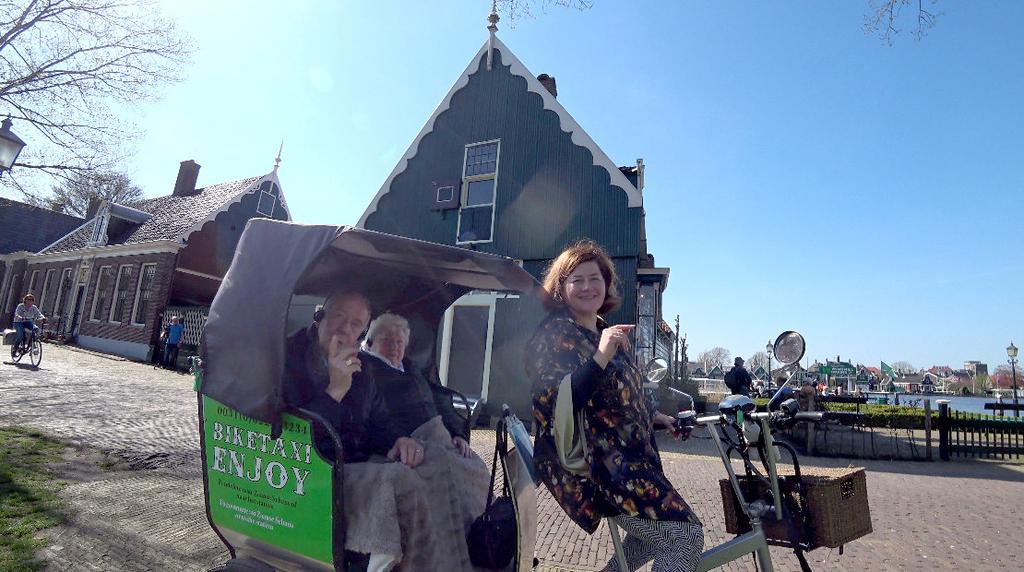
xmin=161 ymin=316 xmax=184 ymax=370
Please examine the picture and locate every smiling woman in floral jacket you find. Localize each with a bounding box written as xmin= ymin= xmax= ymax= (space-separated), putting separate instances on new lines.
xmin=526 ymin=241 xmax=704 ymax=572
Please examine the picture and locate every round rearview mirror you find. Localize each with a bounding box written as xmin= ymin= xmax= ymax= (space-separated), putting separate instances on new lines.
xmin=645 ymin=357 xmax=670 ymax=384
xmin=773 ymin=331 xmax=806 ymax=365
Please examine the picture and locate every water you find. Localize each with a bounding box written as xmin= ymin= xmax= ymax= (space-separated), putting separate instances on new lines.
xmin=867 ymin=394 xmax=1009 ymax=415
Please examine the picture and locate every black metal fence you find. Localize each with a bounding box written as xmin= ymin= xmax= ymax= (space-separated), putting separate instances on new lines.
xmin=938 ymin=401 xmax=1024 ymax=461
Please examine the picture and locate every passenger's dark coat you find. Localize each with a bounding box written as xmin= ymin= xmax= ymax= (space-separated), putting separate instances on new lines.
xmin=359 ymin=351 xmax=466 ymax=439
xmin=283 ymin=327 xmax=401 ymax=463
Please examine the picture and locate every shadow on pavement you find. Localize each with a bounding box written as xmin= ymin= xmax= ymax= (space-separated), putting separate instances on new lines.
xmin=2 ymin=361 xmax=41 ymax=370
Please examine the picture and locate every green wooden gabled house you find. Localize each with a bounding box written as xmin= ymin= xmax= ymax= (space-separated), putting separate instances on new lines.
xmin=358 ymin=23 xmax=671 ymax=421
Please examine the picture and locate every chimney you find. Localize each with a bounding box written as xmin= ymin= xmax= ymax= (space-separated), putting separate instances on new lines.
xmin=172 ymin=160 xmax=201 ymax=197
xmin=537 ymin=74 xmax=557 ymax=98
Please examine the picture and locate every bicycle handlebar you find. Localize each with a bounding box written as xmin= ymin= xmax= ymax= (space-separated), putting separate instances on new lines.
xmin=676 ymin=408 xmax=835 ymax=431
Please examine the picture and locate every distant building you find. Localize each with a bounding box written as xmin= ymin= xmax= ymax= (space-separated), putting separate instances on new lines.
xmin=964 ymin=361 xmax=989 ymax=378
xmin=0 ymin=198 xmax=86 ymax=328
xmin=685 ymin=362 xmax=707 ymax=378
xmin=3 ymin=159 xmax=289 ymax=362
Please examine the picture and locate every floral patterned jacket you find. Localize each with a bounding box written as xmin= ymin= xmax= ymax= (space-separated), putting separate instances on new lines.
xmin=526 ymin=310 xmax=699 ymax=534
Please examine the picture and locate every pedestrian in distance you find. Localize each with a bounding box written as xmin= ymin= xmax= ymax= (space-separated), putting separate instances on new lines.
xmin=160 ymin=316 xmax=185 ymax=370
xmin=724 ymin=357 xmax=753 ymax=396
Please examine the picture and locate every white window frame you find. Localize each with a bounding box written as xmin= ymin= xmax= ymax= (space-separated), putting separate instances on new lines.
xmin=27 ymin=270 xmax=39 ymax=296
xmin=39 ymin=268 xmax=56 ymax=313
xmin=89 ymin=265 xmax=113 ymax=322
xmin=131 ymin=263 xmax=157 ymax=326
xmin=436 ymin=185 xmax=455 ymax=203
xmin=108 ymin=264 xmax=135 ymax=324
xmin=437 ymin=291 xmax=518 ymax=402
xmin=0 ymin=270 xmax=13 ymax=316
xmin=256 ymin=181 xmax=279 ymax=217
xmin=456 ymin=139 xmax=500 ymax=245
xmin=2 ymin=272 xmax=20 ymax=316
xmin=53 ymin=267 xmax=73 ymax=316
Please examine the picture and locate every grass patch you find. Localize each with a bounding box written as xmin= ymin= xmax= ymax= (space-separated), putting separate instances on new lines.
xmin=0 ymin=427 xmax=69 ymax=571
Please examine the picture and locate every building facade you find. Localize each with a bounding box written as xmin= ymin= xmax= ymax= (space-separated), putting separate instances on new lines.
xmin=0 ymin=198 xmax=86 ymax=329
xmin=358 ymin=32 xmax=671 ymax=419
xmin=5 ymin=160 xmax=289 ymax=362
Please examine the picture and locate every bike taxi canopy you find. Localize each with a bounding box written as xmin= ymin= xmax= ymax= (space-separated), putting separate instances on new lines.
xmin=201 ymin=218 xmax=539 ymax=427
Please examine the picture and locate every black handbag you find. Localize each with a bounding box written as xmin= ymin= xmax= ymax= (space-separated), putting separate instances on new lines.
xmin=467 ymin=418 xmax=517 ymax=570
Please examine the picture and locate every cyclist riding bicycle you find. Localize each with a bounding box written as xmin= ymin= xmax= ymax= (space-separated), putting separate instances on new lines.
xmin=13 ymin=293 xmax=45 ymax=351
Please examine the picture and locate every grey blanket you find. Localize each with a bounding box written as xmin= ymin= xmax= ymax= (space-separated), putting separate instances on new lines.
xmin=342 ymin=416 xmax=490 ymax=571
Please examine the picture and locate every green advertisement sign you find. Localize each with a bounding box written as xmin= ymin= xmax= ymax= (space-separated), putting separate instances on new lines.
xmin=821 ymin=363 xmax=856 ymax=378
xmin=202 ymin=396 xmax=333 ymax=565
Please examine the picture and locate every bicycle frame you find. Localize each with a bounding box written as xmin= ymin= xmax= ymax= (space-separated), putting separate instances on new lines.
xmin=696 ymin=414 xmax=779 ymax=572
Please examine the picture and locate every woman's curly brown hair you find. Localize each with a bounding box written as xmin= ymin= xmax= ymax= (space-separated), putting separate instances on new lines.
xmin=541 ymin=240 xmax=621 ymax=314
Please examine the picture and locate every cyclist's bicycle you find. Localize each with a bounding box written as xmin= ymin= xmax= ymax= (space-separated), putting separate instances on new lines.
xmin=10 ymin=320 xmax=43 ymax=367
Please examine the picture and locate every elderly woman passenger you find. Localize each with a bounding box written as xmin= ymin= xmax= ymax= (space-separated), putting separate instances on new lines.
xmin=361 ymin=312 xmax=474 ymax=457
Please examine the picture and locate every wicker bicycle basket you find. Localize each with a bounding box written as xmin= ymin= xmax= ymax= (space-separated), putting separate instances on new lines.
xmin=720 ymin=466 xmax=872 ymax=549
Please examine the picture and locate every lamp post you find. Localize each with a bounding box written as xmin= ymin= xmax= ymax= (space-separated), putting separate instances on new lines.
xmin=766 ymin=341 xmax=774 ymax=387
xmin=1008 ymin=342 xmax=1020 ymax=418
xmin=0 ymin=117 xmax=26 ymax=176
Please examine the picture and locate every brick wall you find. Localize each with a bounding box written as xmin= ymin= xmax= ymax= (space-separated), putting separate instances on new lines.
xmin=76 ymin=252 xmax=176 ymax=346
xmin=21 ymin=258 xmax=79 ymax=323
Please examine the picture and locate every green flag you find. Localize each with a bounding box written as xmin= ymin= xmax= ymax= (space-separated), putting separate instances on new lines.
xmin=881 ymin=361 xmax=895 ymax=377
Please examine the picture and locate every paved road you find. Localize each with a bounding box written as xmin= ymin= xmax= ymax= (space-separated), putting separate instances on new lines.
xmin=1 ymin=345 xmax=1022 ymax=571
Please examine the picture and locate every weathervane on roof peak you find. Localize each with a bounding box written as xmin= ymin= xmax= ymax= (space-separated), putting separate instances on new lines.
xmin=487 ymin=0 xmax=499 ymax=71
xmin=273 ymin=140 xmax=283 ymax=174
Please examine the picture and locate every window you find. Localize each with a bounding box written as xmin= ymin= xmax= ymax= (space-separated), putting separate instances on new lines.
xmin=131 ymin=264 xmax=157 ymax=325
xmin=89 ymin=266 xmax=114 ymax=321
xmin=39 ymin=269 xmax=57 ymax=314
xmin=27 ymin=270 xmax=39 ymax=297
xmin=636 ymin=284 xmax=658 ymax=366
xmin=256 ymin=180 xmax=280 ymax=217
xmin=109 ymin=265 xmax=135 ymax=323
xmin=457 ymin=140 xmax=499 ymax=244
xmin=436 ymin=185 xmax=455 ymax=203
xmin=5 ymin=274 xmax=21 ymax=315
xmin=54 ymin=268 xmax=73 ymax=316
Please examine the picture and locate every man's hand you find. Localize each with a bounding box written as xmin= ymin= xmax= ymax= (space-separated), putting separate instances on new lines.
xmin=452 ymin=436 xmax=473 ymax=458
xmin=388 ymin=436 xmax=425 ymax=468
xmin=324 ymin=335 xmax=361 ymax=401
xmin=327 ymin=335 xmax=361 ymax=377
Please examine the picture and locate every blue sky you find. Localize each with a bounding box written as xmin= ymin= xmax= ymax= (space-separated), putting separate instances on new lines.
xmin=97 ymin=1 xmax=1024 ymax=370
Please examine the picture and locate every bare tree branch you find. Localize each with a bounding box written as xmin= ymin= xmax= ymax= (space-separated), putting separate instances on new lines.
xmin=495 ymin=0 xmax=593 ymax=27
xmin=697 ymin=347 xmax=731 ymax=370
xmin=0 ymin=0 xmax=192 ymax=197
xmin=21 ymin=168 xmax=142 ymax=216
xmin=864 ymin=0 xmax=941 ymax=45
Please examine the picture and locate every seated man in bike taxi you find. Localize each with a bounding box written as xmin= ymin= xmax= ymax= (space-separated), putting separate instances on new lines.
xmin=13 ymin=294 xmax=45 ymax=349
xmin=282 ymin=289 xmax=489 ymax=571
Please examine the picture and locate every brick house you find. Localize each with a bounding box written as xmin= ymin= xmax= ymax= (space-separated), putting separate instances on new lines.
xmin=0 ymin=198 xmax=86 ymax=329
xmin=7 ymin=159 xmax=289 ymax=362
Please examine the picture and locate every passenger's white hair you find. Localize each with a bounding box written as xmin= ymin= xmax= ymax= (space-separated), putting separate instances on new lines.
xmin=366 ymin=312 xmax=410 ymax=343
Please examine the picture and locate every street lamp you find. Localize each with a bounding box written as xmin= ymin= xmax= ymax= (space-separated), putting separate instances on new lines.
xmin=1008 ymin=342 xmax=1020 ymax=418
xmin=0 ymin=116 xmax=26 ymax=175
xmin=766 ymin=341 xmax=774 ymax=387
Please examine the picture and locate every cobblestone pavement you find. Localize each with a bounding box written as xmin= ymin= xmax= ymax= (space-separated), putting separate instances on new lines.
xmin=2 ymin=345 xmax=1023 ymax=571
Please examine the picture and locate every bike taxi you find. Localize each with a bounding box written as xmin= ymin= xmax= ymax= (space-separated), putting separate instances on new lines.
xmin=196 ymin=219 xmax=539 ymax=571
